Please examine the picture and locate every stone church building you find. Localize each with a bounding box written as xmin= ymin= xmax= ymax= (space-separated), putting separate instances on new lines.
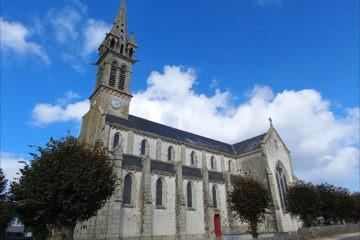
xmin=74 ymin=1 xmax=299 ymax=239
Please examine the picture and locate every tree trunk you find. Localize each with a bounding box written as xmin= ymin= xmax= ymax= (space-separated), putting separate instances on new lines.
xmin=51 ymin=227 xmax=62 ymax=240
xmin=51 ymin=225 xmax=75 ymax=240
xmin=250 ymin=220 xmax=259 ymax=240
xmin=61 ymin=225 xmax=75 ymax=240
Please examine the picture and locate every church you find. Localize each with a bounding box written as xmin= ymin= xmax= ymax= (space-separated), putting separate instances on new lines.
xmin=74 ymin=1 xmax=299 ymax=239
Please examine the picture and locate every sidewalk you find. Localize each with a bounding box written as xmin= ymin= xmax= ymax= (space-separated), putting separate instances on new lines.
xmin=314 ymin=232 xmax=360 ymax=240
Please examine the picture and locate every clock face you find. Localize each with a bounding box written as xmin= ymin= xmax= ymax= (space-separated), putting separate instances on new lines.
xmin=111 ymin=99 xmax=121 ymax=109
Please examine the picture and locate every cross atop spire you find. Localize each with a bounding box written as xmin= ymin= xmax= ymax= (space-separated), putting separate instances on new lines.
xmin=110 ymin=0 xmax=127 ymax=37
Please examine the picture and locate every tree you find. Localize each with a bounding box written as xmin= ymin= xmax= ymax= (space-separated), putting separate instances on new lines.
xmin=334 ymin=187 xmax=352 ymax=223
xmin=350 ymin=192 xmax=360 ymax=223
xmin=0 ymin=168 xmax=13 ymax=240
xmin=287 ymin=181 xmax=320 ymax=227
xmin=229 ymin=176 xmax=270 ymax=239
xmin=0 ymin=168 xmax=7 ymax=200
xmin=316 ymin=183 xmax=338 ymax=224
xmin=10 ymin=136 xmax=117 ymax=240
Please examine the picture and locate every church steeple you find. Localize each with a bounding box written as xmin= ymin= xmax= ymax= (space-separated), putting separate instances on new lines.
xmin=89 ymin=0 xmax=138 ymax=120
xmin=80 ymin=0 xmax=137 ymax=145
xmin=97 ymin=0 xmax=137 ymax=60
xmin=110 ymin=0 xmax=127 ymax=37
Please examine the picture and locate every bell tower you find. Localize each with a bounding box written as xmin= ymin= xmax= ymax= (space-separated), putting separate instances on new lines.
xmin=91 ymin=0 xmax=137 ymax=119
xmin=80 ymin=0 xmax=137 ymax=145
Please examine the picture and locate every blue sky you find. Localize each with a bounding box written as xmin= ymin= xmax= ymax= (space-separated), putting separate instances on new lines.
xmin=1 ymin=0 xmax=359 ymax=191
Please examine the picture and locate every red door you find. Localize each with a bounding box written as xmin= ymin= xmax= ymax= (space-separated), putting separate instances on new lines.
xmin=214 ymin=214 xmax=222 ymax=237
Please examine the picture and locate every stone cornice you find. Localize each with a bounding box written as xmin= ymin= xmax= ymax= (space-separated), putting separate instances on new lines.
xmin=96 ymin=48 xmax=137 ymax=65
xmin=89 ymin=85 xmax=133 ymax=101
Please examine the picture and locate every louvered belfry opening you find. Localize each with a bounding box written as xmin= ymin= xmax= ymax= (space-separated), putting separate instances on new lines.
xmin=109 ymin=61 xmax=118 ymax=87
xmin=119 ymin=65 xmax=127 ymax=90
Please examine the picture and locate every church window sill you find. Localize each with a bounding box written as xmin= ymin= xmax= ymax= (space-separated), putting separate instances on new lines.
xmin=155 ymin=205 xmax=166 ymax=210
xmin=122 ymin=203 xmax=134 ymax=208
xmin=187 ymin=207 xmax=196 ymax=211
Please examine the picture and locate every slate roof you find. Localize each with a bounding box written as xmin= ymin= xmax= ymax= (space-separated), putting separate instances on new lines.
xmin=105 ymin=114 xmax=266 ymax=156
xmin=232 ymin=133 xmax=267 ymax=155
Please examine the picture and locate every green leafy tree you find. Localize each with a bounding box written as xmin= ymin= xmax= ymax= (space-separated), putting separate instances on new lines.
xmin=334 ymin=187 xmax=352 ymax=223
xmin=287 ymin=181 xmax=320 ymax=227
xmin=350 ymin=192 xmax=360 ymax=223
xmin=0 ymin=168 xmax=7 ymax=200
xmin=229 ymin=176 xmax=271 ymax=239
xmin=10 ymin=136 xmax=117 ymax=240
xmin=316 ymin=183 xmax=338 ymax=224
xmin=0 ymin=168 xmax=13 ymax=240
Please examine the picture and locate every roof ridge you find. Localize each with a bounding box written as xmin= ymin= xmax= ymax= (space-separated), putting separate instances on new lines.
xmin=128 ymin=114 xmax=232 ymax=146
xmin=231 ymin=133 xmax=267 ymax=146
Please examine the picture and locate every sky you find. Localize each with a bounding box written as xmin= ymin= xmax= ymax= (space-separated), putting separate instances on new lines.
xmin=1 ymin=0 xmax=359 ymax=191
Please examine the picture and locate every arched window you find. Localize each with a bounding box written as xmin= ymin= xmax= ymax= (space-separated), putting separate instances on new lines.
xmin=120 ymin=44 xmax=124 ymax=54
xmin=190 ymin=151 xmax=196 ymax=167
xmin=212 ymin=185 xmax=217 ymax=208
xmin=109 ymin=61 xmax=118 ymax=87
xmin=228 ymin=160 xmax=232 ymax=172
xmin=140 ymin=139 xmax=149 ymax=156
xmin=167 ymin=146 xmax=174 ymax=161
xmin=210 ymin=156 xmax=216 ymax=170
xmin=123 ymin=174 xmax=132 ymax=205
xmin=187 ymin=182 xmax=192 ymax=208
xmin=110 ymin=38 xmax=116 ymax=49
xmin=275 ymin=162 xmax=288 ymax=209
xmin=118 ymin=65 xmax=126 ymax=90
xmin=129 ymin=48 xmax=134 ymax=58
xmin=156 ymin=178 xmax=163 ymax=206
xmin=113 ymin=132 xmax=120 ymax=149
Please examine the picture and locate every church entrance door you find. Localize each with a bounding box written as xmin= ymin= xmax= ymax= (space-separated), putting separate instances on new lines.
xmin=214 ymin=214 xmax=221 ymax=237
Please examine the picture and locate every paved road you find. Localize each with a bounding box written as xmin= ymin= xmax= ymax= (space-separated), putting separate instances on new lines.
xmin=340 ymin=235 xmax=359 ymax=240
xmin=315 ymin=232 xmax=360 ymax=240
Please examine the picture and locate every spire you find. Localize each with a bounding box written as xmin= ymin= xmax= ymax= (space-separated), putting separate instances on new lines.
xmin=97 ymin=0 xmax=137 ymax=59
xmin=110 ymin=0 xmax=127 ymax=37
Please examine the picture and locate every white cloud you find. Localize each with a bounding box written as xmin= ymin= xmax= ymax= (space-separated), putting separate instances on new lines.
xmin=29 ymin=66 xmax=359 ymax=190
xmin=48 ymin=8 xmax=82 ymax=43
xmin=44 ymin=2 xmax=111 ymax=70
xmin=300 ymin=147 xmax=359 ymax=189
xmin=83 ymin=19 xmax=110 ymax=55
xmin=0 ymin=17 xmax=50 ymax=63
xmin=55 ymin=90 xmax=80 ymax=105
xmin=0 ymin=152 xmax=28 ymax=186
xmin=32 ymin=91 xmax=89 ymax=125
xmin=130 ymin=66 xmax=359 ymax=190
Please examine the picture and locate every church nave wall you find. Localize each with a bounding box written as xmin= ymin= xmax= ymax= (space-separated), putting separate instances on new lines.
xmin=183 ymin=179 xmax=205 ymax=235
xmin=120 ymin=170 xmax=142 ymax=238
xmin=151 ymin=174 xmax=177 ymax=236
